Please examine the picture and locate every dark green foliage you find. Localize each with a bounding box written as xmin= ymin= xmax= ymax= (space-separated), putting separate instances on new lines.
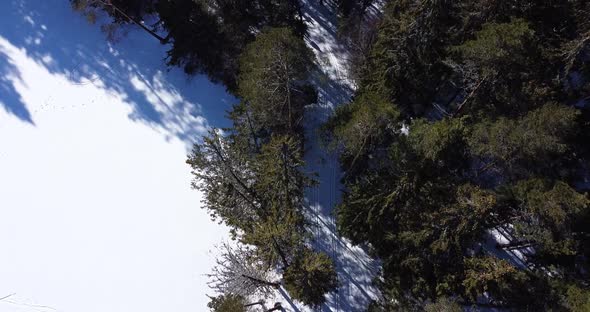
xmin=187 ymin=132 xmax=312 ymax=268
xmin=254 ymin=135 xmax=309 ymax=212
xmin=238 ymin=28 xmax=316 ymax=132
xmin=210 ymin=0 xmax=306 ymax=38
xmin=566 ymin=285 xmax=590 ymax=312
xmin=462 ymin=257 xmax=527 ymax=303
xmin=207 ymin=294 xmax=247 ymax=312
xmin=336 ymin=0 xmax=376 ymax=18
xmin=156 ymin=0 xmax=228 ymax=81
xmin=71 ymin=0 xmax=157 ymax=23
xmin=325 ymin=90 xmax=399 ymax=169
xmin=336 ymin=119 xmax=496 ymax=301
xmin=283 ymin=248 xmax=338 ymax=307
xmin=424 ymin=297 xmax=462 ymax=312
xmin=408 ymin=117 xmax=469 ymax=166
xmin=503 ymin=179 xmax=589 ymax=258
xmin=358 ymin=0 xmax=459 ymax=116
xmin=187 ymin=130 xmax=259 ymax=236
xmin=189 ymin=129 xmax=338 ymax=307
xmin=452 ymin=19 xmax=534 ymax=76
xmin=451 ymin=19 xmax=555 ymax=116
xmin=188 ymin=121 xmax=334 ymax=306
xmin=328 ymin=0 xmax=590 ymax=309
xmin=184 ymin=21 xmax=333 ymax=306
xmin=468 ymin=103 xmax=580 ymax=177
xmin=242 ymin=135 xmax=310 ymax=268
xmin=157 ymin=0 xmax=306 ymax=89
xmin=337 ymin=163 xmax=496 ymax=301
xmin=73 ymin=0 xmax=307 ymax=91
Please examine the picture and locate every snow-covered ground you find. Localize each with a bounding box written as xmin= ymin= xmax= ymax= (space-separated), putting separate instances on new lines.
xmin=1 ymin=0 xmax=384 ymax=311
xmin=0 ymin=1 xmax=235 ymax=311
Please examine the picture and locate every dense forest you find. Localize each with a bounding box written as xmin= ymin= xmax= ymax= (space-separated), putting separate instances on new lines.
xmin=326 ymin=1 xmax=590 ymax=310
xmin=73 ymin=0 xmax=590 ymax=311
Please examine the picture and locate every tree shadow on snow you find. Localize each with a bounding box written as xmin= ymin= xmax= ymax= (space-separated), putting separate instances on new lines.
xmin=0 ymin=0 xmax=235 ymax=146
xmin=0 ymin=46 xmax=34 ymax=124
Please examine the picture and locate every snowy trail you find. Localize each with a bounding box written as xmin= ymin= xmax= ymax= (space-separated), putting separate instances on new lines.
xmin=269 ymin=1 xmax=383 ymax=311
xmin=0 ymin=1 xmax=234 ymax=311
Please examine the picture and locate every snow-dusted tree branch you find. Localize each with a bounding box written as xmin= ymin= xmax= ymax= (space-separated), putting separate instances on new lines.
xmin=208 ymin=243 xmax=280 ymax=299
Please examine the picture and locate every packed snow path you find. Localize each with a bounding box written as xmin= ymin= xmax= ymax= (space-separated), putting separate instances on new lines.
xmin=269 ymin=0 xmax=384 ymax=311
xmin=0 ymin=1 xmax=234 ymax=311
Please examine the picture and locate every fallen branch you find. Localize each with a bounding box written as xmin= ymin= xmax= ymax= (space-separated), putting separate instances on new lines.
xmin=452 ymin=77 xmax=486 ymax=117
xmin=95 ymin=0 xmax=169 ymax=43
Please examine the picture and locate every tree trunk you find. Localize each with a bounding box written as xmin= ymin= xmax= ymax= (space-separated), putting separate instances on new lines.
xmin=271 ymin=235 xmax=291 ymax=269
xmin=496 ymin=240 xmax=533 ymax=250
xmin=245 ymin=106 xmax=261 ymax=152
xmin=244 ymin=301 xmax=264 ymax=307
xmin=242 ymin=274 xmax=281 ymax=289
xmin=211 ymin=139 xmax=258 ymax=200
xmin=267 ymin=303 xmax=283 ymax=312
xmin=99 ymin=0 xmax=169 ymax=43
xmin=452 ymin=77 xmax=486 ymax=117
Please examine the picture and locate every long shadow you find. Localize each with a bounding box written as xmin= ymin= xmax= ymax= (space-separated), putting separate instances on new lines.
xmin=278 ymin=287 xmax=302 ymax=312
xmin=339 ymin=268 xmax=374 ymax=302
xmin=306 ymin=207 xmax=379 ymax=275
xmin=0 ymin=47 xmax=34 ymax=124
xmin=0 ymin=0 xmax=235 ymax=145
xmin=303 ymin=6 xmax=338 ymax=39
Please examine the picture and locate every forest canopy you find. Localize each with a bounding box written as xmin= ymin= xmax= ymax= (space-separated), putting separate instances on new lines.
xmin=72 ymin=0 xmax=590 ymax=310
xmin=327 ymin=0 xmax=590 ymax=310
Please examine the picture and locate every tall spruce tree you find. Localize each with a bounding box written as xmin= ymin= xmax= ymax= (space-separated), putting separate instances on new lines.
xmin=207 ymin=294 xmax=248 ymax=312
xmin=283 ymin=248 xmax=338 ymax=307
xmin=238 ymin=27 xmax=316 ymax=133
xmin=187 ymin=129 xmax=261 ymax=237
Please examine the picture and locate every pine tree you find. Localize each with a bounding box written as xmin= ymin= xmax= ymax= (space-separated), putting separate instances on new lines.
xmin=242 ymin=135 xmax=311 ymax=268
xmin=452 ymin=19 xmax=534 ymax=77
xmin=186 ymin=130 xmax=261 ymax=236
xmin=238 ymin=28 xmax=316 ymax=132
xmin=359 ymin=0 xmax=459 ymax=116
xmin=325 ymin=90 xmax=399 ymax=171
xmin=156 ymin=0 xmax=229 ymax=81
xmin=71 ymin=0 xmax=164 ymax=41
xmin=462 ymin=257 xmax=528 ymax=305
xmin=327 ymin=0 xmax=590 ymax=309
xmin=500 ymin=179 xmax=589 ymax=259
xmin=566 ymin=285 xmax=590 ymax=312
xmin=207 ymin=294 xmax=248 ymax=312
xmin=424 ymin=297 xmax=462 ymax=312
xmin=468 ymin=103 xmax=580 ymax=177
xmin=283 ymin=248 xmax=338 ymax=307
xmin=242 ymin=208 xmax=304 ymax=269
